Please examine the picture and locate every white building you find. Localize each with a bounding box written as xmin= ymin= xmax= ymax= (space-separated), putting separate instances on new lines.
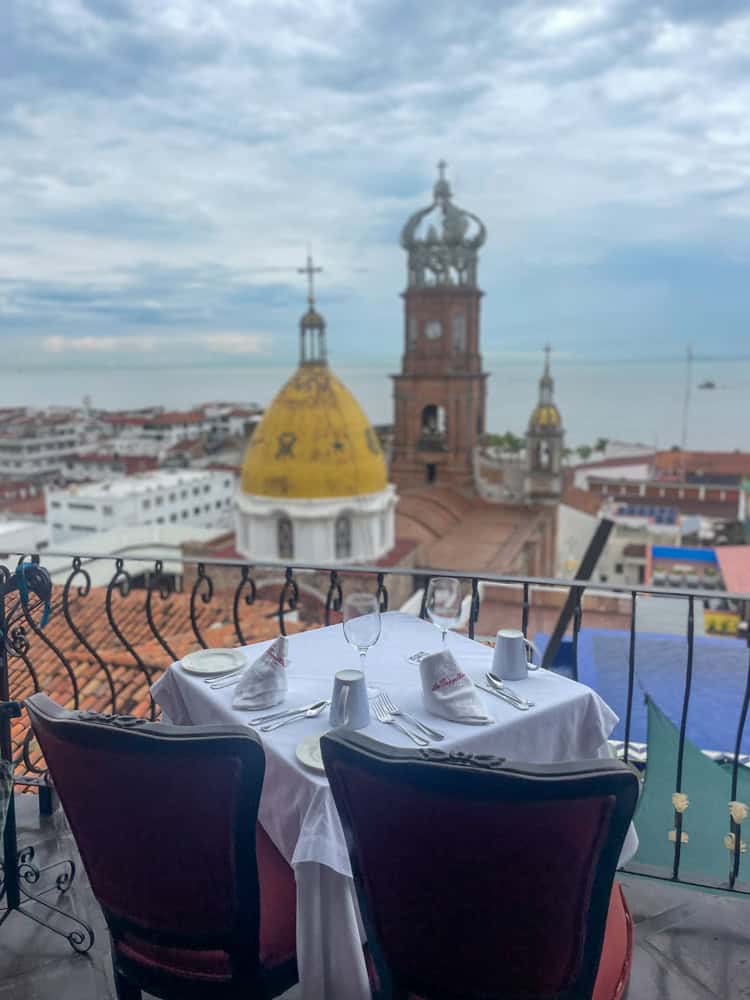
xmin=556 ymin=490 xmax=683 ymax=587
xmin=0 ymin=519 xmax=49 ymax=557
xmin=46 ymin=469 xmax=237 ymax=546
xmin=0 ymin=409 xmax=99 ymax=480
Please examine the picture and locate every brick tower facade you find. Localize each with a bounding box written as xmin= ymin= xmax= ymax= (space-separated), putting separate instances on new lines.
xmin=391 ymin=162 xmax=488 ymax=491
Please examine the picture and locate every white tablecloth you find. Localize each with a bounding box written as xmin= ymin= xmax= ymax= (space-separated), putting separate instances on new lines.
xmin=151 ymin=611 xmax=637 ymax=1000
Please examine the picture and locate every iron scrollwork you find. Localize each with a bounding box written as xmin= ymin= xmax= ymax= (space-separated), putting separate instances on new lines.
xmin=324 ymin=571 xmax=343 ymax=626
xmin=375 ymin=572 xmax=388 ymax=613
xmin=278 ymin=567 xmax=299 ymax=637
xmin=233 ymin=565 xmax=257 ymax=646
xmin=64 ymin=557 xmax=117 ymax=713
xmin=145 ymin=560 xmax=178 ymax=662
xmin=105 ymin=559 xmax=155 ymax=720
xmin=189 ymin=563 xmax=214 ymax=650
xmin=468 ymin=578 xmax=480 ymax=640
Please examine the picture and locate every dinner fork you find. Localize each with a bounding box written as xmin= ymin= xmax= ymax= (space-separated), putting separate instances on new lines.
xmin=377 ymin=692 xmax=445 ymax=741
xmin=372 ymin=699 xmax=429 ymax=746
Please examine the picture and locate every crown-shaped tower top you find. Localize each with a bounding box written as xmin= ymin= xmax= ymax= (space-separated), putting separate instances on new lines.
xmin=400 ymin=160 xmax=487 ymax=289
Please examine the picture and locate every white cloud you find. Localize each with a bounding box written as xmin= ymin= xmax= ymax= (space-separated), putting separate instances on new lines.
xmin=41 ymin=331 xmax=269 ymax=356
xmin=42 ymin=335 xmax=157 ymax=352
xmin=191 ymin=333 xmax=268 ymax=354
xmin=2 ymin=0 xmax=750 ymax=359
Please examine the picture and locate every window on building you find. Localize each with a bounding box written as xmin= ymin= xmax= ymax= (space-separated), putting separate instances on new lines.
xmin=155 ymin=497 xmax=163 ymax=506
xmin=194 ymin=506 xmax=201 ymax=515
xmin=407 ymin=317 xmax=418 ymax=351
xmin=169 ymin=492 xmax=176 ymax=502
xmin=224 ymin=498 xmax=231 ymax=507
xmin=215 ymin=500 xmax=222 ymax=509
xmin=143 ymin=499 xmax=151 ymax=510
xmin=451 ymin=313 xmax=466 ymax=352
xmin=181 ymin=490 xmax=188 ymax=499
xmin=277 ymin=516 xmax=294 ymax=560
xmin=157 ymin=516 xmax=164 ymax=524
xmin=335 ymin=514 xmax=352 ymax=559
xmin=182 ymin=511 xmax=188 ymax=519
xmin=103 ymin=505 xmax=113 ymax=516
xmin=170 ymin=513 xmax=177 ymax=522
xmin=193 ymin=487 xmax=200 ymax=496
xmin=615 ymin=562 xmax=624 ymax=575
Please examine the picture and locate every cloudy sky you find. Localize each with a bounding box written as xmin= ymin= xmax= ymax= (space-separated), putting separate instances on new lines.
xmin=2 ymin=0 xmax=749 ymax=367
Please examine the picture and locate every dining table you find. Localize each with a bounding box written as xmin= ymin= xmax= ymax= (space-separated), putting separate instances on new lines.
xmin=151 ymin=610 xmax=638 ymax=1000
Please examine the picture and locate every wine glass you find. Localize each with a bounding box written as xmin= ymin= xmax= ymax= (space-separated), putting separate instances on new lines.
xmin=342 ymin=592 xmax=382 ymax=698
xmin=425 ymin=577 xmax=462 ymax=643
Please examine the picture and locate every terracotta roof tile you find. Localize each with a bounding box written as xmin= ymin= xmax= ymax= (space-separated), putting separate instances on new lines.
xmin=5 ymin=581 xmax=311 ymax=789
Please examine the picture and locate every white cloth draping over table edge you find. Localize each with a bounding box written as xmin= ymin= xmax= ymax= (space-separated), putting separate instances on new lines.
xmin=151 ymin=611 xmax=638 ymax=1000
xmin=153 ymin=612 xmax=637 ymax=877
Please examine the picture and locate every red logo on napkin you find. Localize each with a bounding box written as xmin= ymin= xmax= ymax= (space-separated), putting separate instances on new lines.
xmin=432 ymin=671 xmax=466 ymax=692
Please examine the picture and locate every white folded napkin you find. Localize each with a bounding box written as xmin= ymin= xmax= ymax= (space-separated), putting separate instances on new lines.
xmin=419 ymin=649 xmax=491 ymax=725
xmin=232 ymin=636 xmax=288 ymax=711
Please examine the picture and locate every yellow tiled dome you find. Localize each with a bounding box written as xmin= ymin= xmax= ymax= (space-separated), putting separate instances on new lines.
xmin=529 ymin=403 xmax=561 ymax=430
xmin=241 ymin=363 xmax=388 ymax=499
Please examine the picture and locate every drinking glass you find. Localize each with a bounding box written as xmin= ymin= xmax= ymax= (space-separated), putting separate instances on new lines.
xmin=425 ymin=577 xmax=462 ymax=643
xmin=342 ymin=592 xmax=382 ymax=697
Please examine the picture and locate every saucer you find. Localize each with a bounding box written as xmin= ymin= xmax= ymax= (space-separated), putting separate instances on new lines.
xmin=181 ymin=648 xmax=245 ymax=676
xmin=296 ymin=731 xmax=328 ymax=774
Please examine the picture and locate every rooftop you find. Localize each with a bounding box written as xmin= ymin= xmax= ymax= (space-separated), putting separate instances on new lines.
xmin=47 ymin=468 xmax=233 ymax=500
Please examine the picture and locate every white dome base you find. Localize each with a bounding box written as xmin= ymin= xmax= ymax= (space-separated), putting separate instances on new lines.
xmin=234 ymin=485 xmax=397 ymax=565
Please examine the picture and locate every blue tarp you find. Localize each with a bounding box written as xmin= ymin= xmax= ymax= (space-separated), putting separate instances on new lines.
xmin=536 ymin=628 xmax=750 ymax=755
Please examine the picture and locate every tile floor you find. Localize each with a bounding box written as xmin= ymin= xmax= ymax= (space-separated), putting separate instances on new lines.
xmin=1 ymin=796 xmax=748 ymax=1000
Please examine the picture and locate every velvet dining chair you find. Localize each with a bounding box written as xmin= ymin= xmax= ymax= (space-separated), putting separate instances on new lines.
xmin=25 ymin=693 xmax=298 ymax=1000
xmin=321 ymin=732 xmax=639 ymax=1000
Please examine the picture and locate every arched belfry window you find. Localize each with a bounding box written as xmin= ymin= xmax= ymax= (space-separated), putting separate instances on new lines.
xmin=335 ymin=514 xmax=352 ymax=559
xmin=277 ymin=516 xmax=294 ymax=560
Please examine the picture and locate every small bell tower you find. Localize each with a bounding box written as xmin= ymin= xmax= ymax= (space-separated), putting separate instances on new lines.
xmin=297 ymin=251 xmax=326 ymax=365
xmin=524 ymin=345 xmax=564 ymax=502
xmin=390 ymin=162 xmax=488 ymax=491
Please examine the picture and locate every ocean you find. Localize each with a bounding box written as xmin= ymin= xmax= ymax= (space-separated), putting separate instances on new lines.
xmin=4 ymin=355 xmax=748 ymax=452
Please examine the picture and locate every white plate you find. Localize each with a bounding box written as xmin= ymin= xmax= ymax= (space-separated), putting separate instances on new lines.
xmin=180 ymin=648 xmax=245 ymax=676
xmin=296 ymin=731 xmax=328 ymax=774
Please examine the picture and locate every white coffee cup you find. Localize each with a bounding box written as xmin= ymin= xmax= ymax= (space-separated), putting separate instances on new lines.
xmin=492 ymin=629 xmax=540 ymax=681
xmin=329 ymin=669 xmax=370 ymax=730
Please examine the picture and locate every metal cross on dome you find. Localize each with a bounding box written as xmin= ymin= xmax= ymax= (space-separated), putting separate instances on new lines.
xmin=298 ymin=250 xmax=322 ymax=307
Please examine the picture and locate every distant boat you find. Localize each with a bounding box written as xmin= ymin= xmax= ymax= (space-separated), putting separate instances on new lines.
xmin=698 ymin=380 xmax=716 ymax=390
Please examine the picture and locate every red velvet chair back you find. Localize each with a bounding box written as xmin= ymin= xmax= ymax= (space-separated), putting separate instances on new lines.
xmin=321 ymin=734 xmax=638 ymax=1000
xmin=25 ymin=693 xmax=281 ymax=998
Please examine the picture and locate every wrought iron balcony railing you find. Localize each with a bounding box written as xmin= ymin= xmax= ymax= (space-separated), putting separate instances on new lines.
xmin=1 ymin=550 xmax=749 ymax=897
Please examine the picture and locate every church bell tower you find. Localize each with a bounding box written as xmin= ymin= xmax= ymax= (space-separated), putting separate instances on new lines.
xmin=390 ymin=162 xmax=488 ymax=491
xmin=524 ymin=346 xmax=564 ymax=502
